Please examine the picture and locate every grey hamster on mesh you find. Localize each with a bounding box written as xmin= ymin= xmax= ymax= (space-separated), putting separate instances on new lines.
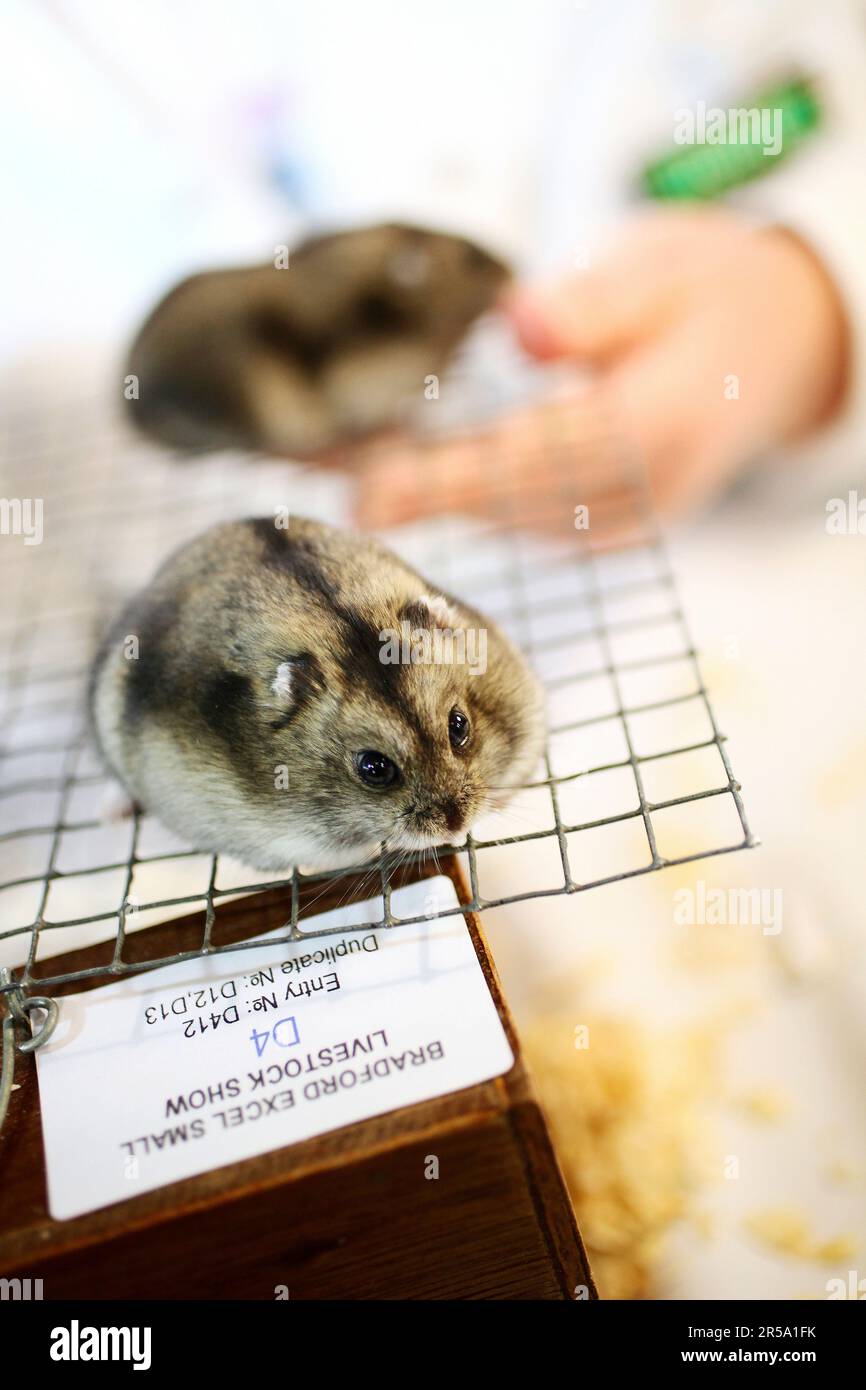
xmin=125 ymin=223 xmax=509 ymax=458
xmin=89 ymin=517 xmax=546 ymax=871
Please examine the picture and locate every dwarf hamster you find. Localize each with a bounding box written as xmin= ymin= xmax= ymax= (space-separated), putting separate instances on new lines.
xmin=125 ymin=223 xmax=509 ymax=458
xmin=89 ymin=517 xmax=545 ymax=871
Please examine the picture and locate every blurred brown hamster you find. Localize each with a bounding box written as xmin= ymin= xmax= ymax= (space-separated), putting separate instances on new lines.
xmin=125 ymin=223 xmax=509 ymax=457
xmin=89 ymin=516 xmax=545 ymax=871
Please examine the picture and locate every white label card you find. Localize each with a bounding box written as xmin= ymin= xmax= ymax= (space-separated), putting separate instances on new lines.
xmin=34 ymin=877 xmax=514 ymax=1221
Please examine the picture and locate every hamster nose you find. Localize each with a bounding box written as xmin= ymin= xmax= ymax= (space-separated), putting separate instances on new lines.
xmin=440 ymin=800 xmax=464 ymax=834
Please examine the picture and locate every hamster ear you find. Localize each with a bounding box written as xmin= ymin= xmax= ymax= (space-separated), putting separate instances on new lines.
xmin=271 ymin=662 xmax=296 ymax=703
xmin=407 ymin=593 xmax=462 ymax=630
xmin=267 ymin=653 xmax=324 ymax=723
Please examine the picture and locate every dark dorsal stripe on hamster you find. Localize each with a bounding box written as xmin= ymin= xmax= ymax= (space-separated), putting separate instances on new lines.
xmin=251 ymin=292 xmax=416 ymax=382
xmin=248 ymin=519 xmax=436 ymax=755
xmin=353 ymin=291 xmax=414 ymax=337
xmin=199 ymin=669 xmax=254 ymax=748
xmin=250 ymin=308 xmax=331 ymax=377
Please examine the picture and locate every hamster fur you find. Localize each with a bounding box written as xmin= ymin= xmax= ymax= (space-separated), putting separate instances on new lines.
xmin=125 ymin=223 xmax=509 ymax=457
xmin=89 ymin=518 xmax=546 ymax=871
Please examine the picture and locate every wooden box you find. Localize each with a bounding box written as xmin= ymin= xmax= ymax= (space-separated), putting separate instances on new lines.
xmin=0 ymin=861 xmax=594 ymax=1300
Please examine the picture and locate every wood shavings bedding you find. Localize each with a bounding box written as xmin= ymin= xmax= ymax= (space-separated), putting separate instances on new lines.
xmin=521 ymin=1012 xmax=720 ymax=1299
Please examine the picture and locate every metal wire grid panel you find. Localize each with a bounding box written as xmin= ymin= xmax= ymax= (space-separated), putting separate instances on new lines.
xmin=0 ymin=368 xmax=756 ymax=996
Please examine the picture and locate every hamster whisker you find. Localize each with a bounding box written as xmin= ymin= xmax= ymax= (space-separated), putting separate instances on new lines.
xmin=336 ymin=864 xmax=382 ymax=914
xmin=296 ymin=851 xmax=382 ymax=922
xmin=476 ymin=799 xmax=540 ymax=828
xmin=295 ymin=871 xmax=353 ymax=921
xmin=483 ymin=779 xmax=554 ymax=793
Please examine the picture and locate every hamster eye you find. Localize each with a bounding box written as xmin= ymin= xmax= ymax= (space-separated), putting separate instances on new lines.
xmin=448 ymin=707 xmax=470 ymax=750
xmin=355 ymin=750 xmax=400 ymax=789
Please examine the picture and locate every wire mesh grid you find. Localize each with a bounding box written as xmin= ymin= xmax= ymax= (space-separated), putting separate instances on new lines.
xmin=0 ymin=361 xmax=756 ymax=998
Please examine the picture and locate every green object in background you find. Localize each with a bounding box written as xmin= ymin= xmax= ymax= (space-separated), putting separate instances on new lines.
xmin=642 ymin=77 xmax=821 ymax=201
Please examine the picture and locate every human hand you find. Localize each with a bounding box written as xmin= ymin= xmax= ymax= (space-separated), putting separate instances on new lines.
xmin=353 ymin=207 xmax=849 ymax=528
